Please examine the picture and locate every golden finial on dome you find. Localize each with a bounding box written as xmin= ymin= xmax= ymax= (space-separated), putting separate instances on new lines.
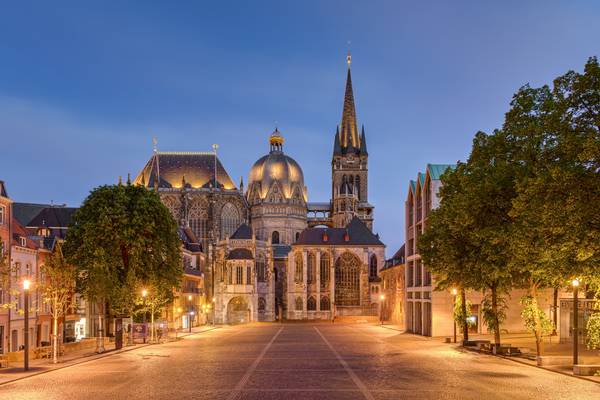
xmin=269 ymin=127 xmax=284 ymax=152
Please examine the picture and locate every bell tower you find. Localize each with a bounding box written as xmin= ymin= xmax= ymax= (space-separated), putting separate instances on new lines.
xmin=331 ymin=54 xmax=373 ymax=229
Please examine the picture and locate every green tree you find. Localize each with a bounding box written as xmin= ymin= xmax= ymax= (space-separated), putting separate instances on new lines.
xmin=460 ymin=131 xmax=517 ymax=345
xmin=64 ymin=183 xmax=182 ymax=334
xmin=507 ymin=57 xmax=600 ymax=357
xmin=39 ymin=242 xmax=77 ymax=363
xmin=419 ymin=164 xmax=472 ymax=342
xmin=0 ymin=247 xmax=15 ymax=310
xmin=420 ymin=130 xmax=517 ymax=345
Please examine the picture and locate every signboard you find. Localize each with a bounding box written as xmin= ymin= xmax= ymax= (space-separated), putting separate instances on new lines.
xmin=132 ymin=323 xmax=148 ymax=339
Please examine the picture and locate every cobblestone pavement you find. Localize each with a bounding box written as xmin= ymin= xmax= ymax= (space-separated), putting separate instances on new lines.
xmin=1 ymin=323 xmax=599 ymax=399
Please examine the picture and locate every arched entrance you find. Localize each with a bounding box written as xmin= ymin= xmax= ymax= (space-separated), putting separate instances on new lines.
xmin=335 ymin=252 xmax=361 ymax=306
xmin=227 ymin=296 xmax=250 ymax=324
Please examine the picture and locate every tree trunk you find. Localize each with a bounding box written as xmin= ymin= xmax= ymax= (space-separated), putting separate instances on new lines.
xmin=461 ymin=288 xmax=469 ymax=343
xmin=491 ymin=285 xmax=501 ymax=346
xmin=52 ymin=315 xmax=59 ymax=364
xmin=530 ymin=284 xmax=544 ymax=357
xmin=552 ymin=287 xmax=558 ymax=336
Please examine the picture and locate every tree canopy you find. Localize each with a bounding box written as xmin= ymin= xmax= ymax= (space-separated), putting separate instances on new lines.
xmin=64 ymin=183 xmax=182 ymax=316
xmin=419 ymin=56 xmax=600 ymax=353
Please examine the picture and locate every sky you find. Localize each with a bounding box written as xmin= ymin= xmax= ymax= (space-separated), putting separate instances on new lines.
xmin=1 ymin=1 xmax=599 ymax=255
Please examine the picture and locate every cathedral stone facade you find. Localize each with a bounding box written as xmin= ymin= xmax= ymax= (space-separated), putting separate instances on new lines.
xmin=135 ymin=56 xmax=385 ymax=323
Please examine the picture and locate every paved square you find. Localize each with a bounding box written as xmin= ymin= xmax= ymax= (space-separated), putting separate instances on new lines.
xmin=1 ymin=323 xmax=599 ymax=399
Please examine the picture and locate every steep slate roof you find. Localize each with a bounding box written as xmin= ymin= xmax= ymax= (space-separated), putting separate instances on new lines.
xmin=333 ymin=58 xmax=367 ymax=157
xmin=178 ymin=227 xmax=203 ymax=252
xmin=27 ymin=207 xmax=77 ymax=228
xmin=135 ymin=152 xmax=236 ymax=190
xmin=13 ymin=203 xmax=52 ymax=226
xmin=427 ymin=164 xmax=456 ymax=180
xmin=384 ymin=244 xmax=405 ymax=269
xmin=296 ymin=216 xmax=384 ymax=246
xmin=272 ymin=244 xmax=291 ymax=259
xmin=12 ymin=218 xmax=39 ymax=250
xmin=230 ymin=223 xmax=253 ymax=240
xmin=227 ymin=248 xmax=254 ymax=260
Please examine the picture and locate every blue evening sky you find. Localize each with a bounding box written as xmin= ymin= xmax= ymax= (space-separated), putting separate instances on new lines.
xmin=1 ymin=1 xmax=599 ymax=255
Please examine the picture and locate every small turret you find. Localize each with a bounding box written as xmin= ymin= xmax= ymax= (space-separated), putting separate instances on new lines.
xmin=269 ymin=128 xmax=284 ymax=153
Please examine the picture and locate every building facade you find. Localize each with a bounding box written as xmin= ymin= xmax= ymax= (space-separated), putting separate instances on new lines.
xmin=380 ymin=245 xmax=405 ymax=327
xmin=0 ymin=181 xmax=12 ymax=355
xmin=136 ymin=55 xmax=386 ymax=323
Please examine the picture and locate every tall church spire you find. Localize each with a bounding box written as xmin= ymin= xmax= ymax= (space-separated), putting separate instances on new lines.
xmin=339 ymin=52 xmax=360 ymax=151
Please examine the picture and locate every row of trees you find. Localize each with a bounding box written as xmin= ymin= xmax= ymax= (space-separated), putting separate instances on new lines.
xmin=419 ymin=57 xmax=600 ymax=357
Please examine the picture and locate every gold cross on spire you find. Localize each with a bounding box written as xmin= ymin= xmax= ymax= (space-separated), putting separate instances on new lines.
xmin=346 ymin=40 xmax=351 ymax=67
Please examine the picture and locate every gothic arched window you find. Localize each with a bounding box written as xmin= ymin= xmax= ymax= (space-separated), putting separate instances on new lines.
xmin=307 ymin=252 xmax=316 ymax=284
xmin=257 ymin=255 xmax=266 ymax=282
xmin=369 ymin=254 xmax=378 ymax=279
xmin=320 ymin=253 xmax=330 ymax=288
xmin=335 ymin=252 xmax=361 ymax=306
xmin=320 ymin=296 xmax=330 ymax=311
xmin=272 ymin=231 xmax=280 ymax=244
xmin=295 ymin=252 xmax=303 ymax=284
xmin=221 ymin=203 xmax=241 ymax=240
xmin=188 ymin=198 xmax=208 ymax=245
xmin=258 ymin=297 xmax=266 ymax=312
xmin=307 ymin=296 xmax=316 ymax=311
xmin=355 ymin=175 xmax=361 ymax=199
xmin=295 ymin=297 xmax=303 ymax=311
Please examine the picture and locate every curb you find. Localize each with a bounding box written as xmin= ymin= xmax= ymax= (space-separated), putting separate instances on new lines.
xmin=0 ymin=326 xmax=220 ymax=386
xmin=378 ymin=324 xmax=404 ymax=333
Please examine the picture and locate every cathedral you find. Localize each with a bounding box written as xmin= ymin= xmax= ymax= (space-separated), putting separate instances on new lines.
xmin=135 ymin=56 xmax=385 ymax=323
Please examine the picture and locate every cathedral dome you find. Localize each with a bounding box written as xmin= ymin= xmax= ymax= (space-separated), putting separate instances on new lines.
xmin=248 ymin=129 xmax=307 ymax=202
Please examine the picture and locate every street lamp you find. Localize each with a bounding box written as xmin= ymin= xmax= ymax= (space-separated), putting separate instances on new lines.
xmin=23 ymin=279 xmax=31 ymax=371
xmin=379 ymin=294 xmax=385 ymax=325
xmin=451 ymin=288 xmax=458 ymax=344
xmin=572 ymin=278 xmax=580 ymax=366
xmin=142 ymin=289 xmax=148 ymax=343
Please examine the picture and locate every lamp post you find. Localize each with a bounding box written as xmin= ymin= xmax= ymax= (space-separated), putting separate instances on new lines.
xmin=189 ymin=311 xmax=195 ymax=333
xmin=212 ymin=297 xmax=216 ymax=326
xmin=142 ymin=289 xmax=148 ymax=344
xmin=379 ymin=294 xmax=385 ymax=325
xmin=176 ymin=307 xmax=182 ymax=339
xmin=23 ymin=279 xmax=31 ymax=371
xmin=572 ymin=279 xmax=580 ymax=366
xmin=188 ymin=295 xmax=193 ymax=331
xmin=451 ymin=288 xmax=458 ymax=344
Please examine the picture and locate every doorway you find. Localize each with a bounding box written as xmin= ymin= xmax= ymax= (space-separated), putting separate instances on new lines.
xmin=11 ymin=329 xmax=18 ymax=352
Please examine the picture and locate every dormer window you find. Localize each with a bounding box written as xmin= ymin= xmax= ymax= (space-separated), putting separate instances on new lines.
xmin=19 ymin=237 xmax=26 ymax=247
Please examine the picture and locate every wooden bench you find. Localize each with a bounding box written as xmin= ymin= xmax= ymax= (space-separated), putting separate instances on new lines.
xmin=574 ymin=364 xmax=600 ymax=376
xmin=35 ymin=346 xmax=52 ymax=359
